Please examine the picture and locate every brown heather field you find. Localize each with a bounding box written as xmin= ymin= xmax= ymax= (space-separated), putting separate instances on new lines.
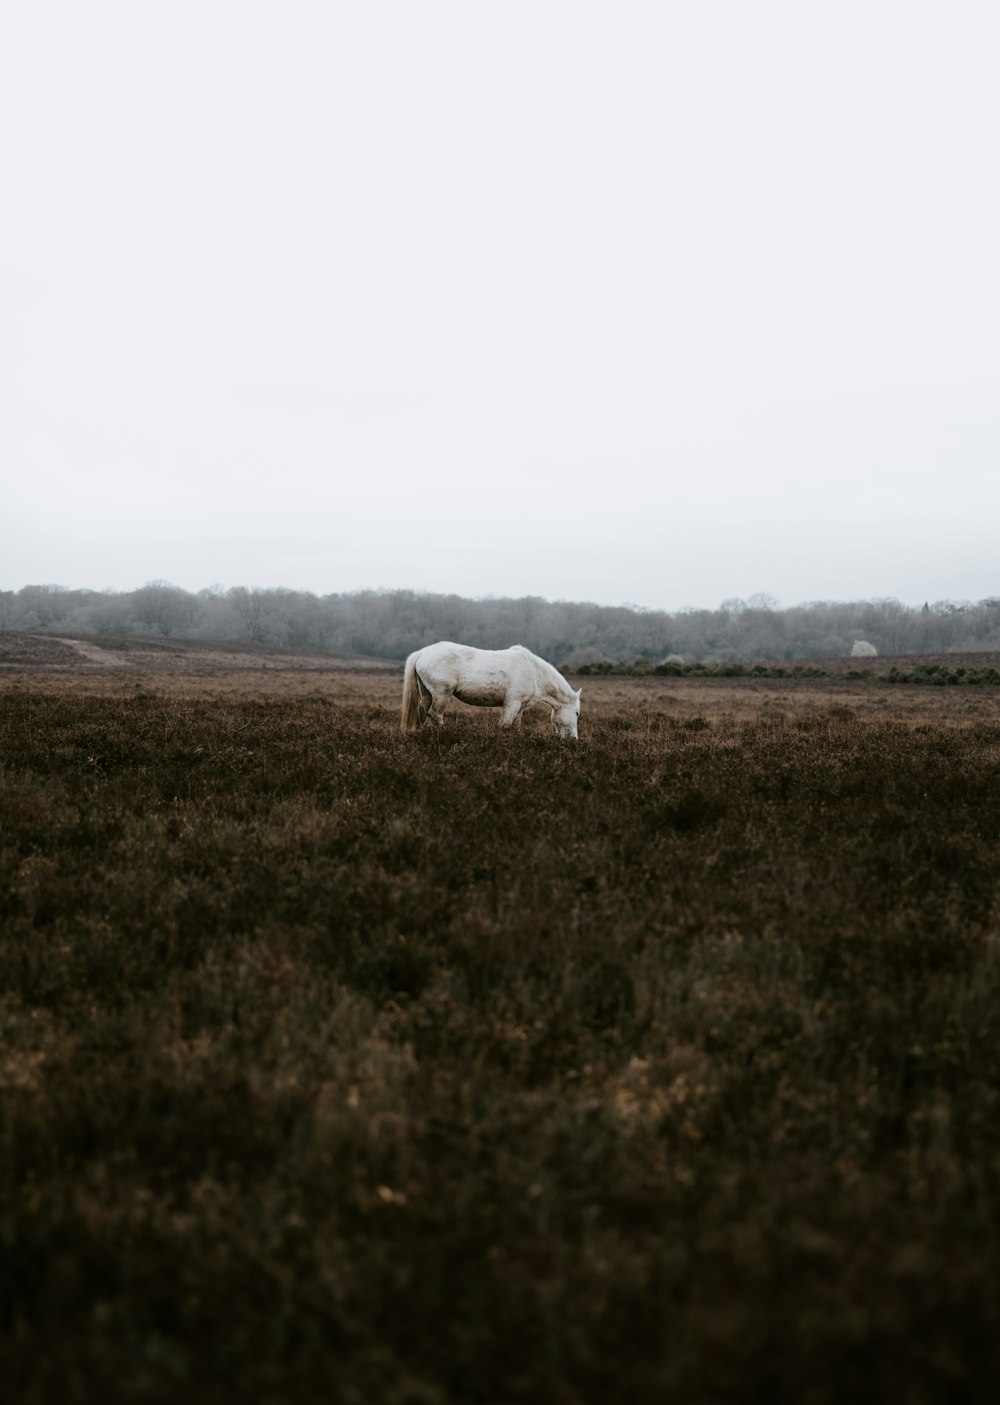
xmin=3 ymin=634 xmax=1000 ymax=1404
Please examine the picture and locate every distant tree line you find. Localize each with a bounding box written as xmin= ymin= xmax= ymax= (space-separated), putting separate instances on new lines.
xmin=2 ymin=583 xmax=1000 ymax=664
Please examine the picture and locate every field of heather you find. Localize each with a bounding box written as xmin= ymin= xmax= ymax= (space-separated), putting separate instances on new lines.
xmin=2 ymin=648 xmax=1000 ymax=1403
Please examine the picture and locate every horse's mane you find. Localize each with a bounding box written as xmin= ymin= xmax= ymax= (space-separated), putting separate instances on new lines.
xmin=527 ymin=648 xmax=574 ymax=700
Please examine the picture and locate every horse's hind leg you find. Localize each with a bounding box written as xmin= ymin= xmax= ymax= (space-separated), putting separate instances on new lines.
xmin=422 ymin=676 xmax=453 ymax=726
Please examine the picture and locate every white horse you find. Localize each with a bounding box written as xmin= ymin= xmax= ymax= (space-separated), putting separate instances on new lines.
xmin=401 ymin=641 xmax=581 ymax=739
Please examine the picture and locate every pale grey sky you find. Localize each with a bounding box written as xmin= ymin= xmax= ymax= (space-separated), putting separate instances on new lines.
xmin=2 ymin=1 xmax=998 ymax=611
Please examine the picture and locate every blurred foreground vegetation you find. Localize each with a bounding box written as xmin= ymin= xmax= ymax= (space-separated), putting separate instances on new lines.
xmin=2 ymin=685 xmax=1000 ymax=1402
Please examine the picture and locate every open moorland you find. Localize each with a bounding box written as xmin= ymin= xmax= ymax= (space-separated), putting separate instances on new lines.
xmin=3 ymin=634 xmax=1000 ymax=1403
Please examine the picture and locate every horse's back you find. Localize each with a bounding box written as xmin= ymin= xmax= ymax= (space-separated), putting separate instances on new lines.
xmin=416 ymin=641 xmax=527 ymax=670
xmin=414 ymin=641 xmax=535 ymax=697
xmin=414 ymin=640 xmax=476 ymax=676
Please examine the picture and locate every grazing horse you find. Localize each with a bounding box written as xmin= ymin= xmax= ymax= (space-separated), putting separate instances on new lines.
xmin=401 ymin=641 xmax=581 ymax=739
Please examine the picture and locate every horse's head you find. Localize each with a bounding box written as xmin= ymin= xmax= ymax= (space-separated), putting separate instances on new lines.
xmin=552 ymin=688 xmax=581 ymax=740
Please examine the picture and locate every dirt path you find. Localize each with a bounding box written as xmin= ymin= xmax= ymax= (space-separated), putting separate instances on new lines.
xmin=50 ymin=637 xmax=133 ymax=668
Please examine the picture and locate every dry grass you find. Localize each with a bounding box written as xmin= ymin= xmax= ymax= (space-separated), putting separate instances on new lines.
xmin=2 ymin=652 xmax=1000 ymax=1403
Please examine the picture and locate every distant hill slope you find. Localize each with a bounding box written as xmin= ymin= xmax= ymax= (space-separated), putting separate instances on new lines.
xmin=572 ymin=651 xmax=1000 ymax=679
xmin=5 ymin=631 xmax=1000 ymax=680
xmin=800 ymin=652 xmax=1000 ymax=675
xmin=0 ymin=632 xmax=400 ymax=673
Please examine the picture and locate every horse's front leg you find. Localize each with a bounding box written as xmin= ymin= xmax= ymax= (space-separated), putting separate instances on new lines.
xmin=498 ymin=697 xmax=523 ymax=729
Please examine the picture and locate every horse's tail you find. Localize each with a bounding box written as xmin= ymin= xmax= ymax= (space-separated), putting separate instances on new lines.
xmin=400 ymin=651 xmax=423 ymax=731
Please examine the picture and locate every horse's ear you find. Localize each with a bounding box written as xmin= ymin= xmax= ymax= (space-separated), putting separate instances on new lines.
xmin=575 ymin=687 xmax=582 ymax=698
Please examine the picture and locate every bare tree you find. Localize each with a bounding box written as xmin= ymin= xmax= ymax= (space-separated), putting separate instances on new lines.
xmin=130 ymin=582 xmax=193 ymax=636
xmin=8 ymin=582 xmax=1000 ymax=664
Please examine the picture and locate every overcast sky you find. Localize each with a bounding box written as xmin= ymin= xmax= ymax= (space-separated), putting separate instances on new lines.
xmin=2 ymin=2 xmax=998 ymax=612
